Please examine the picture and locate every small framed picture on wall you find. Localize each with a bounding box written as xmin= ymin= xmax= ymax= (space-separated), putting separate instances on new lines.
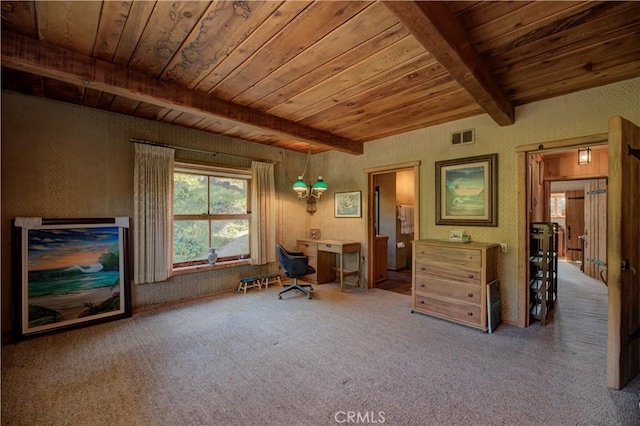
xmin=334 ymin=191 xmax=362 ymax=218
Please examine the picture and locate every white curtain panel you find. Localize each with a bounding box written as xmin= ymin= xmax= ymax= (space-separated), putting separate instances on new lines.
xmin=133 ymin=143 xmax=175 ymax=284
xmin=250 ymin=161 xmax=276 ymax=265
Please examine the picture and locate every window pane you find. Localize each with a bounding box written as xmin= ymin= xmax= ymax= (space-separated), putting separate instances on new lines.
xmin=550 ymin=197 xmax=556 ymax=217
xmin=211 ymin=219 xmax=249 ymax=257
xmin=557 ymin=196 xmax=565 ymax=216
xmin=174 ymin=220 xmax=209 ymax=263
xmin=209 ymin=177 xmax=247 ymax=214
xmin=174 ymin=173 xmax=207 ymax=214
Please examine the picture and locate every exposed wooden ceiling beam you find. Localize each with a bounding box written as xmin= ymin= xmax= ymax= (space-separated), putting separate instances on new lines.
xmin=0 ymin=30 xmax=363 ymax=155
xmin=383 ymin=1 xmax=515 ymax=126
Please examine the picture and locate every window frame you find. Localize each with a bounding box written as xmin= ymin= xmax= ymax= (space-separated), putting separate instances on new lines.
xmin=173 ymin=161 xmax=252 ymax=269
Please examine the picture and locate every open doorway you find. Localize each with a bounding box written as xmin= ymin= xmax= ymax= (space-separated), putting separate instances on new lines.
xmin=518 ymin=137 xmax=609 ymax=327
xmin=364 ymin=162 xmax=420 ymax=294
xmin=518 ymin=118 xmax=640 ymax=390
xmin=548 ymin=179 xmax=608 ymax=279
xmin=373 ymin=170 xmax=414 ymax=295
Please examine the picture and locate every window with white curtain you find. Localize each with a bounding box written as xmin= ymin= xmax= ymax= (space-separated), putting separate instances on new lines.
xmin=173 ymin=161 xmax=251 ymax=267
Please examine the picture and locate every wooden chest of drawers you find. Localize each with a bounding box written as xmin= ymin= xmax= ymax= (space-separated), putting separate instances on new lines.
xmin=412 ymin=239 xmax=499 ymax=331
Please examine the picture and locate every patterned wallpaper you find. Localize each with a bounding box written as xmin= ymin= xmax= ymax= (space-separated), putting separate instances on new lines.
xmin=308 ymin=77 xmax=640 ymax=324
xmin=1 ymin=77 xmax=639 ymax=338
xmin=0 ymin=92 xmax=309 ymax=337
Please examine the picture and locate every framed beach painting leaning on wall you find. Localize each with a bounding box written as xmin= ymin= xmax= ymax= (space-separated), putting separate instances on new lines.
xmin=435 ymin=153 xmax=498 ymax=227
xmin=13 ymin=217 xmax=132 ymax=339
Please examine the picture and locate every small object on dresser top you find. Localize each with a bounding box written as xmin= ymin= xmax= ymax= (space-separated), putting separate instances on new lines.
xmin=446 ymin=229 xmax=470 ymax=243
xmin=445 ymin=235 xmax=470 ymax=243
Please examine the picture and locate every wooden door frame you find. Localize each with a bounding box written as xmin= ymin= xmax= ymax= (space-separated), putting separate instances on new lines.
xmin=364 ymin=161 xmax=420 ymax=289
xmin=606 ymin=116 xmax=640 ymax=389
xmin=516 ymin=133 xmax=608 ymax=327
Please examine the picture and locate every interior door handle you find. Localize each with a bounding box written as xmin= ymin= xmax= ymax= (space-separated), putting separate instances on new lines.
xmin=567 ymin=225 xmax=571 ymax=240
xmin=622 ymin=259 xmax=637 ymax=276
xmin=600 ymin=262 xmax=638 ymax=285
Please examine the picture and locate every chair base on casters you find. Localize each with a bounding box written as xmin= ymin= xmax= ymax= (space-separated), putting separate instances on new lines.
xmin=278 ymin=278 xmax=313 ymax=299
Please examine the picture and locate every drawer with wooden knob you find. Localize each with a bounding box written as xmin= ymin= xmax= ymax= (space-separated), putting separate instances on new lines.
xmin=413 ymin=294 xmax=482 ymax=326
xmin=414 ymin=277 xmax=481 ymax=304
xmin=317 ymin=242 xmax=341 ymax=253
xmin=415 ymin=245 xmax=482 ymax=268
xmin=414 ymin=261 xmax=481 ymax=286
xmin=297 ymin=242 xmax=317 ymax=256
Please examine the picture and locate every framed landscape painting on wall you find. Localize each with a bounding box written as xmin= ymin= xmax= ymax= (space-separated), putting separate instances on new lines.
xmin=435 ymin=153 xmax=498 ymax=227
xmin=13 ymin=217 xmax=131 ymax=339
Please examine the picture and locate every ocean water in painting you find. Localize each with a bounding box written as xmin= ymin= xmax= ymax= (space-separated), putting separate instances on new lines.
xmin=27 ymin=265 xmax=119 ymax=297
xmin=444 ymin=165 xmax=486 ymax=216
xmin=27 ymin=226 xmax=122 ymax=325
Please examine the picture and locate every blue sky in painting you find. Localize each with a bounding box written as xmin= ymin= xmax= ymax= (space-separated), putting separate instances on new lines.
xmin=445 ymin=166 xmax=485 ymax=193
xmin=28 ymin=227 xmax=119 ymax=271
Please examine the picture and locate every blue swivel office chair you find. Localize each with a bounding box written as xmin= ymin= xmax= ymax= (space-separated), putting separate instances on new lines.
xmin=276 ymin=244 xmax=314 ymax=299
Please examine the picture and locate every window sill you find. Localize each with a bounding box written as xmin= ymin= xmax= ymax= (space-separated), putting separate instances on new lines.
xmin=173 ymin=259 xmax=251 ymax=276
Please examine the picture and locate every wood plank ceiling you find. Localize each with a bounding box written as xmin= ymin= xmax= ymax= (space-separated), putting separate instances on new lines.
xmin=2 ymin=1 xmax=639 ymax=154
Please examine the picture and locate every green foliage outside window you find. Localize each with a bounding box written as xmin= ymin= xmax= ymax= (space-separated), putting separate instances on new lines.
xmin=174 ymin=174 xmax=207 ymax=215
xmin=173 ymin=172 xmax=250 ymax=264
xmin=209 ymin=177 xmax=246 ymax=214
xmin=174 ymin=220 xmax=208 ymax=263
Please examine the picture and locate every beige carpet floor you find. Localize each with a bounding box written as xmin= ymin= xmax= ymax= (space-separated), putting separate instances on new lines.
xmin=2 ymin=261 xmax=640 ymax=425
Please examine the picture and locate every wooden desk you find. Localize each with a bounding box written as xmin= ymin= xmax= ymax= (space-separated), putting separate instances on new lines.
xmin=297 ymin=239 xmax=361 ymax=291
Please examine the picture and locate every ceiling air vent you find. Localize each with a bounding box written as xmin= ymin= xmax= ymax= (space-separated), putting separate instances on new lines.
xmin=451 ymin=129 xmax=475 ymax=146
